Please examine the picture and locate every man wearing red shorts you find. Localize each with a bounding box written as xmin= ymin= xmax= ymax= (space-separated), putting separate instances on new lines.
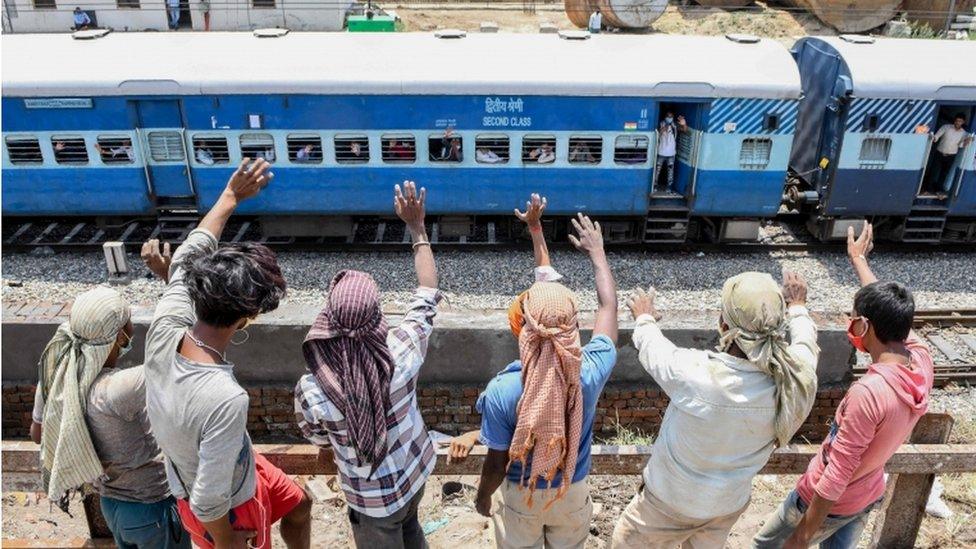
xmin=144 ymin=158 xmax=311 ymax=548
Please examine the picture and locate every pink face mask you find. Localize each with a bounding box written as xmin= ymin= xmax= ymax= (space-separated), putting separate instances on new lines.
xmin=847 ymin=316 xmax=869 ymax=353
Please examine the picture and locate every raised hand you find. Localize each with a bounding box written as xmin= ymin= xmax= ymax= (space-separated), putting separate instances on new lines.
xmin=846 ymin=222 xmax=873 ymax=262
xmin=514 ymin=193 xmax=547 ymax=228
xmin=394 ymin=180 xmax=426 ymax=229
xmin=781 ymin=269 xmax=808 ymax=307
xmin=568 ymin=213 xmax=604 ymax=255
xmin=226 ymin=158 xmax=273 ymax=201
xmin=141 ymin=239 xmax=172 ymax=283
xmin=626 ymin=287 xmax=662 ymax=321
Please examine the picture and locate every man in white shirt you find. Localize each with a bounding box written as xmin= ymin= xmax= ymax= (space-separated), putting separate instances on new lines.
xmin=655 ymin=113 xmax=687 ymax=194
xmin=611 ymin=271 xmax=819 ymax=549
xmin=928 ymin=113 xmax=973 ymax=194
xmin=588 ymin=10 xmax=602 ymax=33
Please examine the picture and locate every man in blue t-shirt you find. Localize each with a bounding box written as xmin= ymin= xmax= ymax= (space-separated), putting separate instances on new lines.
xmin=447 ymin=195 xmax=618 ymax=549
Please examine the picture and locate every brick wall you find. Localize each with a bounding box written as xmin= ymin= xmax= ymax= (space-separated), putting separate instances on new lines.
xmin=3 ymin=381 xmax=847 ymax=443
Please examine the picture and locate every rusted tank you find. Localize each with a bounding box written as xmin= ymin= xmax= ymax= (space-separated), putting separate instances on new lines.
xmin=902 ymin=0 xmax=975 ymax=31
xmin=778 ymin=0 xmax=901 ymax=32
xmin=566 ymin=0 xmax=600 ymax=28
xmin=598 ymin=0 xmax=668 ymax=28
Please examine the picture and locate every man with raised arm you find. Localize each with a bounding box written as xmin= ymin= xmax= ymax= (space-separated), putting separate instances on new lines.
xmin=473 ymin=207 xmax=618 ymax=549
xmin=145 ymin=158 xmax=312 ymax=549
xmin=612 ymin=268 xmax=818 ymax=548
xmin=754 ymin=223 xmax=935 ymax=549
xmin=295 ymin=181 xmax=441 ymax=548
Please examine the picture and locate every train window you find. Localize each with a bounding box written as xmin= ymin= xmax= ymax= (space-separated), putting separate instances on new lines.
xmin=287 ymin=134 xmax=323 ymax=164
xmin=522 ymin=136 xmax=556 ymax=164
xmin=429 ymin=132 xmax=463 ymax=162
xmin=33 ymin=0 xmax=56 ymax=9
xmin=5 ymin=137 xmax=43 ymax=165
xmin=96 ymin=136 xmax=135 ymax=164
xmin=51 ymin=136 xmax=89 ymax=164
xmin=240 ymin=133 xmax=276 ymax=163
xmin=148 ymin=132 xmax=185 ymax=162
xmin=475 ymin=135 xmax=509 ymax=164
xmin=739 ymin=138 xmax=772 ymax=169
xmin=381 ymin=134 xmax=416 ymax=163
xmin=335 ymin=135 xmax=369 ymax=164
xmin=253 ymin=0 xmax=274 ymax=7
xmin=117 ymin=0 xmax=139 ymax=7
xmin=763 ymin=113 xmax=780 ymax=132
xmin=863 ymin=114 xmax=881 ymax=133
xmin=613 ymin=135 xmax=648 ymax=164
xmin=568 ymin=136 xmax=602 ymax=164
xmin=192 ymin=135 xmax=230 ymax=165
xmin=859 ymin=137 xmax=891 ymax=165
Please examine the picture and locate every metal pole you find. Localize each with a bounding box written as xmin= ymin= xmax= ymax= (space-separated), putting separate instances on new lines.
xmin=945 ymin=0 xmax=958 ymax=35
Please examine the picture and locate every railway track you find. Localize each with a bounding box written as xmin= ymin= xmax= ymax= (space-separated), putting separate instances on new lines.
xmin=4 ymin=217 xmax=975 ymax=253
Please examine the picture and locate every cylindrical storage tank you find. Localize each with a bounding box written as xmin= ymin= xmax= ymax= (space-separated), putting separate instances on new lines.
xmin=598 ymin=0 xmax=667 ymax=28
xmin=777 ymin=0 xmax=901 ymax=32
xmin=693 ymin=0 xmax=753 ymax=6
xmin=902 ymin=0 xmax=976 ymax=31
xmin=566 ymin=0 xmax=600 ymax=28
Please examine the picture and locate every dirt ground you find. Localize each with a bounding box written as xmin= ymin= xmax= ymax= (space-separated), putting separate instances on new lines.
xmin=394 ymin=2 xmax=836 ymax=45
xmin=4 ymin=472 xmax=975 ymax=547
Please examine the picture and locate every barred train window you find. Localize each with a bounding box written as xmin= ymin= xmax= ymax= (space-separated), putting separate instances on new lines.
xmin=475 ymin=135 xmax=509 ymax=164
xmin=192 ymin=135 xmax=230 ymax=165
xmin=335 ymin=135 xmax=369 ymax=164
xmin=253 ymin=0 xmax=274 ymax=7
xmin=5 ymin=137 xmax=43 ymax=164
xmin=522 ymin=135 xmax=556 ymax=164
xmin=429 ymin=133 xmax=463 ymax=163
xmin=33 ymin=0 xmax=56 ymax=9
xmin=52 ymin=136 xmax=89 ymax=164
xmin=147 ymin=132 xmax=185 ymax=162
xmin=96 ymin=136 xmax=135 ymax=164
xmin=381 ymin=134 xmax=416 ymax=163
xmin=568 ymin=136 xmax=602 ymax=164
xmin=739 ymin=138 xmax=772 ymax=170
xmin=117 ymin=0 xmax=140 ymax=8
xmin=287 ymin=134 xmax=323 ymax=164
xmin=614 ymin=135 xmax=648 ymax=164
xmin=240 ymin=133 xmax=275 ymax=163
xmin=859 ymin=137 xmax=891 ymax=166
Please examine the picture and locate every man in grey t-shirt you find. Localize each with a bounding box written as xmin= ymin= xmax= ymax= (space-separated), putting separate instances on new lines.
xmin=144 ymin=158 xmax=310 ymax=549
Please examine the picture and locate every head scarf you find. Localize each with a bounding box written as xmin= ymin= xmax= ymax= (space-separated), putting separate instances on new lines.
xmin=718 ymin=272 xmax=818 ymax=447
xmin=38 ymin=287 xmax=130 ymax=511
xmin=508 ymin=282 xmax=583 ymax=509
xmin=303 ymin=270 xmax=394 ymax=475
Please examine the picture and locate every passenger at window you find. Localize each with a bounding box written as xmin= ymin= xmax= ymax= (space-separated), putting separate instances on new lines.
xmin=438 ymin=127 xmax=462 ymax=162
xmin=295 ymin=144 xmax=314 ymax=163
xmin=388 ymin=139 xmax=412 ymax=160
xmin=295 ymin=181 xmax=441 ymax=549
xmin=95 ymin=142 xmax=135 ymax=163
xmin=655 ymin=112 xmax=687 ymax=193
xmin=195 ymin=147 xmax=215 ymax=166
xmin=72 ymin=7 xmax=92 ymax=30
xmin=348 ymin=141 xmax=366 ymax=160
xmin=256 ymin=147 xmax=275 ymax=163
xmin=927 ymin=113 xmax=973 ymax=195
xmin=528 ymin=144 xmax=555 ymax=164
xmin=570 ymin=143 xmax=597 ymax=164
xmin=476 ymin=147 xmax=503 ymax=164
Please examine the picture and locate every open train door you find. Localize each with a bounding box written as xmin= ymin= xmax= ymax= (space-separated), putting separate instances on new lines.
xmin=133 ymin=99 xmax=196 ymax=209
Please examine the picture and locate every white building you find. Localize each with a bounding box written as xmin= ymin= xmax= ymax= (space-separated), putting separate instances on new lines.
xmin=1 ymin=0 xmax=352 ymax=33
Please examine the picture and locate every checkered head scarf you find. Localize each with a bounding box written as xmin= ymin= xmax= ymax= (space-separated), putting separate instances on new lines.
xmin=718 ymin=272 xmax=818 ymax=447
xmin=303 ymin=270 xmax=394 ymax=474
xmin=508 ymin=282 xmax=583 ymax=509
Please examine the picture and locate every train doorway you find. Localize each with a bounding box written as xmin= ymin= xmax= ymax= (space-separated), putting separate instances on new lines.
xmin=651 ymin=102 xmax=703 ymax=199
xmin=920 ymin=105 xmax=976 ymax=198
xmin=133 ymin=100 xmax=195 ymax=204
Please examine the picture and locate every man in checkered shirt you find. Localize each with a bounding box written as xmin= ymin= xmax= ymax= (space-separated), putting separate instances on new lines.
xmin=294 ymin=181 xmax=440 ymax=547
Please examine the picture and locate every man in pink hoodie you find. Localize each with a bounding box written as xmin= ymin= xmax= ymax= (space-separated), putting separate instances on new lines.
xmin=753 ymin=222 xmax=934 ymax=549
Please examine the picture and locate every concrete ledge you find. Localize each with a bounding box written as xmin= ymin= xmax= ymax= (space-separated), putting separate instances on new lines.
xmin=1 ymin=307 xmax=853 ymax=385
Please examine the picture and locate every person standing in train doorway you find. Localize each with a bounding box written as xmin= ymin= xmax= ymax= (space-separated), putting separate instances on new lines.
xmin=927 ymin=113 xmax=973 ymax=197
xmin=655 ymin=112 xmax=687 ymax=194
xmin=167 ymin=0 xmax=181 ymax=29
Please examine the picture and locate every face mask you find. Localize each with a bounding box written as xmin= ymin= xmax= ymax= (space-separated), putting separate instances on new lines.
xmin=665 ymin=117 xmax=674 ymax=124
xmin=117 ymin=332 xmax=133 ymax=358
xmin=847 ymin=317 xmax=869 ymax=353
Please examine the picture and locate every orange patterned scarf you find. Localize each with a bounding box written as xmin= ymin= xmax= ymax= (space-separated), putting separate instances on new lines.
xmin=508 ymin=282 xmax=583 ymax=509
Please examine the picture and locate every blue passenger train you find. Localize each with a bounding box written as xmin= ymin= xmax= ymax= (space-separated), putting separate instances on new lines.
xmin=2 ymin=31 xmax=974 ymax=243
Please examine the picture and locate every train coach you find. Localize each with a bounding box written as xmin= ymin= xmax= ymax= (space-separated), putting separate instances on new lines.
xmin=788 ymin=35 xmax=976 ymax=243
xmin=1 ymin=30 xmax=802 ymax=243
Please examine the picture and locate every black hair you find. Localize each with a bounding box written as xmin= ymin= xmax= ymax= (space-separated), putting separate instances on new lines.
xmin=852 ymin=281 xmax=914 ymax=343
xmin=955 ymin=113 xmax=967 ymax=122
xmin=182 ymin=243 xmax=286 ymax=328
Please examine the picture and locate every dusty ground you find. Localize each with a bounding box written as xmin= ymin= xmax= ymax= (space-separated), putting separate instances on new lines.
xmin=394 ymin=2 xmax=836 ymax=45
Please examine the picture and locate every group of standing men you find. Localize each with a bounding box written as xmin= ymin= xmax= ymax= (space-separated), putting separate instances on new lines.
xmin=31 ymin=160 xmax=934 ymax=549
